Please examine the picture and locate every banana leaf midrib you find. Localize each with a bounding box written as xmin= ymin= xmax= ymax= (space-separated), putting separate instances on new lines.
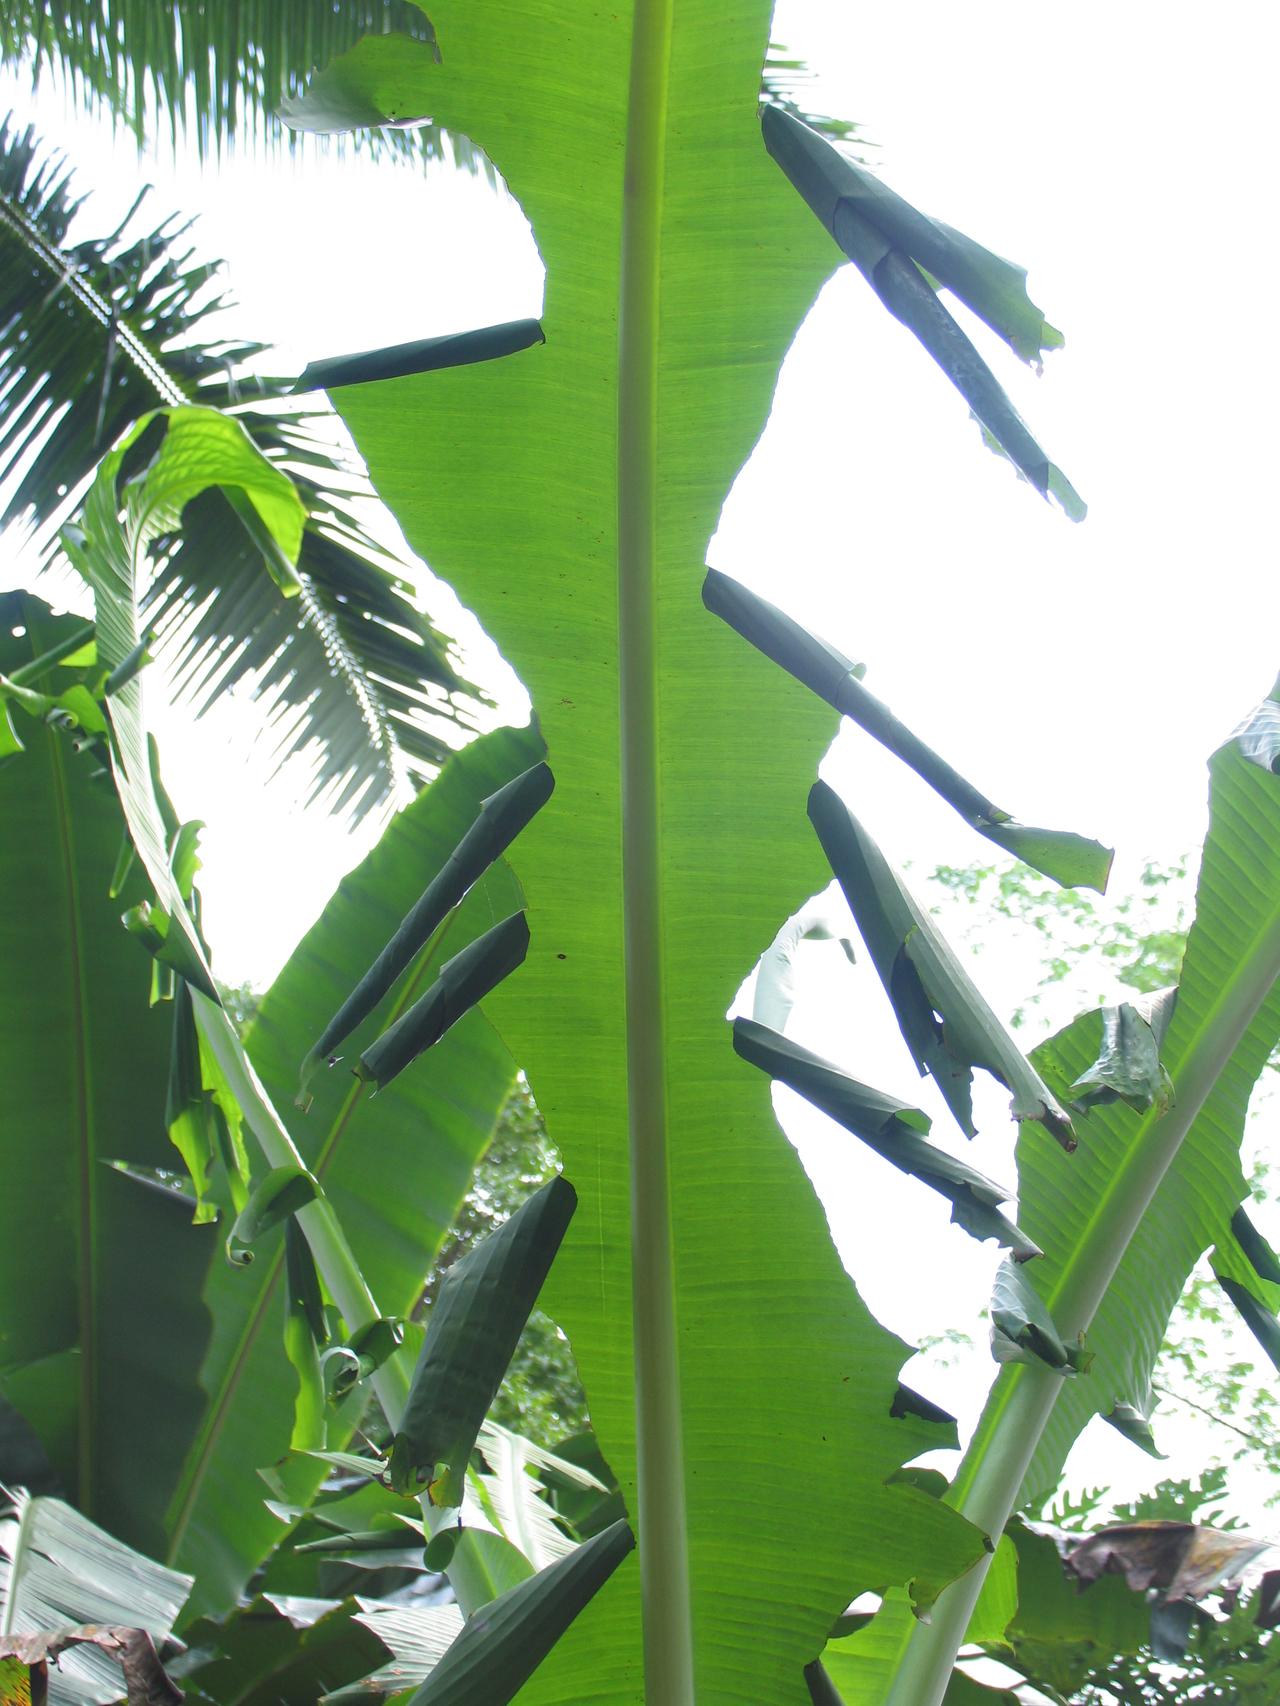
xmin=162 ymin=905 xmax=476 ymax=1562
xmin=615 ymin=2 xmax=695 ymax=1699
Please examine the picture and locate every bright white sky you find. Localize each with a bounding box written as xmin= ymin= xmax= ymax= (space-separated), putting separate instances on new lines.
xmin=3 ymin=2 xmax=1278 ymax=1523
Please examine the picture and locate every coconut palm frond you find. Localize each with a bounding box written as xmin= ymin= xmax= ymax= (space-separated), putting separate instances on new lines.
xmin=762 ymin=42 xmax=873 ymax=156
xmin=0 ymin=0 xmax=490 ymax=171
xmin=0 ymin=114 xmax=488 ymax=818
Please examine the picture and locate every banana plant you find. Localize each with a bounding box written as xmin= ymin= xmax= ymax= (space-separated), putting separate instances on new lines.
xmin=10 ymin=8 xmax=1277 ymax=1706
xmin=278 ymin=8 xmax=1278 ymax=1705
xmin=265 ymin=4 xmax=1094 ymax=1703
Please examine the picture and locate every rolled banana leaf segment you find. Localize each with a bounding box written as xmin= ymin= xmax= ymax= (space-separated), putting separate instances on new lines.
xmin=990 ymin=1258 xmax=1092 ymax=1374
xmin=225 ymin=1165 xmax=320 ymax=1267
xmin=388 ymin=1175 xmax=577 ymax=1502
xmin=1068 ymin=1001 xmax=1175 ymax=1115
xmin=804 ymin=1659 xmax=846 ymax=1706
xmin=301 ymin=762 xmax=552 ymax=1099
xmin=404 ymin=1517 xmax=634 ymax=1706
xmin=809 ymin=781 xmax=1077 ymax=1149
xmin=762 ymin=105 xmax=1085 ymax=520
xmin=760 ymin=107 xmax=1059 ymax=366
xmin=284 ymin=1219 xmax=327 ymax=1450
xmin=733 ymin=1018 xmax=1041 ymax=1259
xmin=1211 ymin=1210 xmax=1280 ymax=1374
xmin=356 ymin=911 xmax=530 ymax=1092
xmin=1103 ymin=1401 xmax=1163 ymax=1459
xmin=704 ymin=570 xmax=1112 ymax=893
xmin=295 ymin=320 xmax=546 ymax=395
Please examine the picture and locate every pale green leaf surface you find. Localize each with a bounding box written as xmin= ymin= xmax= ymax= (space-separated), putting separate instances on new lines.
xmin=322 ymin=8 xmax=984 ymax=1701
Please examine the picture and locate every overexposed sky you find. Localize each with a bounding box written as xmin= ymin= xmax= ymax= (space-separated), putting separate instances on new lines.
xmin=2 ymin=2 xmax=1277 ymax=1515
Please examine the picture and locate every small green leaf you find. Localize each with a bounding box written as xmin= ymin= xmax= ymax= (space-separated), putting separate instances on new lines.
xmin=388 ymin=1176 xmax=576 ymax=1500
xmin=1103 ymin=1401 xmax=1164 ymax=1459
xmin=356 ymin=912 xmax=530 ymax=1092
xmin=301 ymin=761 xmax=551 ymax=1100
xmin=990 ymin=1258 xmax=1091 ymax=1374
xmin=404 ymin=1517 xmax=635 ymax=1706
xmin=1069 ymin=1002 xmax=1174 ymax=1115
xmin=226 ymin=1165 xmax=319 ymax=1267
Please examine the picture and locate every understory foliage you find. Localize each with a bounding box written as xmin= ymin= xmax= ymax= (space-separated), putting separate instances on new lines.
xmin=0 ymin=7 xmax=1278 ymax=1706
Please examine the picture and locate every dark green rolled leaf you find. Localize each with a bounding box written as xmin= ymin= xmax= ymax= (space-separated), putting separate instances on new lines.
xmin=1217 ymin=1276 xmax=1280 ymax=1374
xmin=734 ymin=1018 xmax=1040 ymax=1259
xmin=404 ymin=1517 xmax=634 ymax=1706
xmin=388 ymin=1175 xmax=577 ymax=1501
xmin=759 ymin=106 xmax=1060 ymax=365
xmin=320 ymin=1319 xmax=404 ymax=1403
xmin=705 ymin=569 xmax=1110 ymax=893
xmin=1103 ymin=1401 xmax=1164 ymax=1459
xmin=296 ymin=321 xmax=547 ymax=395
xmin=990 ymin=1258 xmax=1091 ymax=1374
xmin=805 ymin=1660 xmax=846 ymax=1705
xmin=285 ymin=1219 xmax=327 ymax=1451
xmin=357 ymin=912 xmax=530 ymax=1092
xmin=1211 ymin=1200 xmax=1280 ymax=1372
xmin=761 ymin=107 xmax=1084 ymax=519
xmin=103 ymin=629 xmax=154 ymax=697
xmin=349 ymin=1317 xmax=406 ymax=1374
xmin=1230 ymin=1207 xmax=1280 ymax=1283
xmin=226 ymin=1166 xmax=320 ymax=1267
xmin=302 ymin=761 xmax=552 ymax=1100
xmin=809 ymin=780 xmax=1076 ymax=1148
xmin=1069 ymin=1002 xmax=1174 ymax=1115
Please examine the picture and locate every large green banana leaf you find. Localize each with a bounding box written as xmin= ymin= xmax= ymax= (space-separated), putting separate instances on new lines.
xmin=162 ymin=722 xmax=534 ymax=1616
xmin=311 ymin=7 xmax=986 ymax=1702
xmin=0 ymin=593 xmax=214 ymax=1557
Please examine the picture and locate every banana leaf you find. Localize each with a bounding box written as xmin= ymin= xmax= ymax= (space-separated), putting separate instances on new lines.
xmin=302 ymin=10 xmax=997 ymax=1699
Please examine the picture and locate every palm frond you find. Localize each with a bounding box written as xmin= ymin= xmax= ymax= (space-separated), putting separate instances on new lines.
xmin=2 ymin=7 xmax=855 ymax=170
xmin=0 ymin=115 xmax=488 ymax=817
xmin=0 ymin=0 xmax=489 ymax=170
xmin=762 ymin=43 xmax=873 ymax=155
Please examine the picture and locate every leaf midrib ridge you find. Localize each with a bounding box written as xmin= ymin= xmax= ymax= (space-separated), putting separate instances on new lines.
xmin=617 ymin=0 xmax=694 ymax=1699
